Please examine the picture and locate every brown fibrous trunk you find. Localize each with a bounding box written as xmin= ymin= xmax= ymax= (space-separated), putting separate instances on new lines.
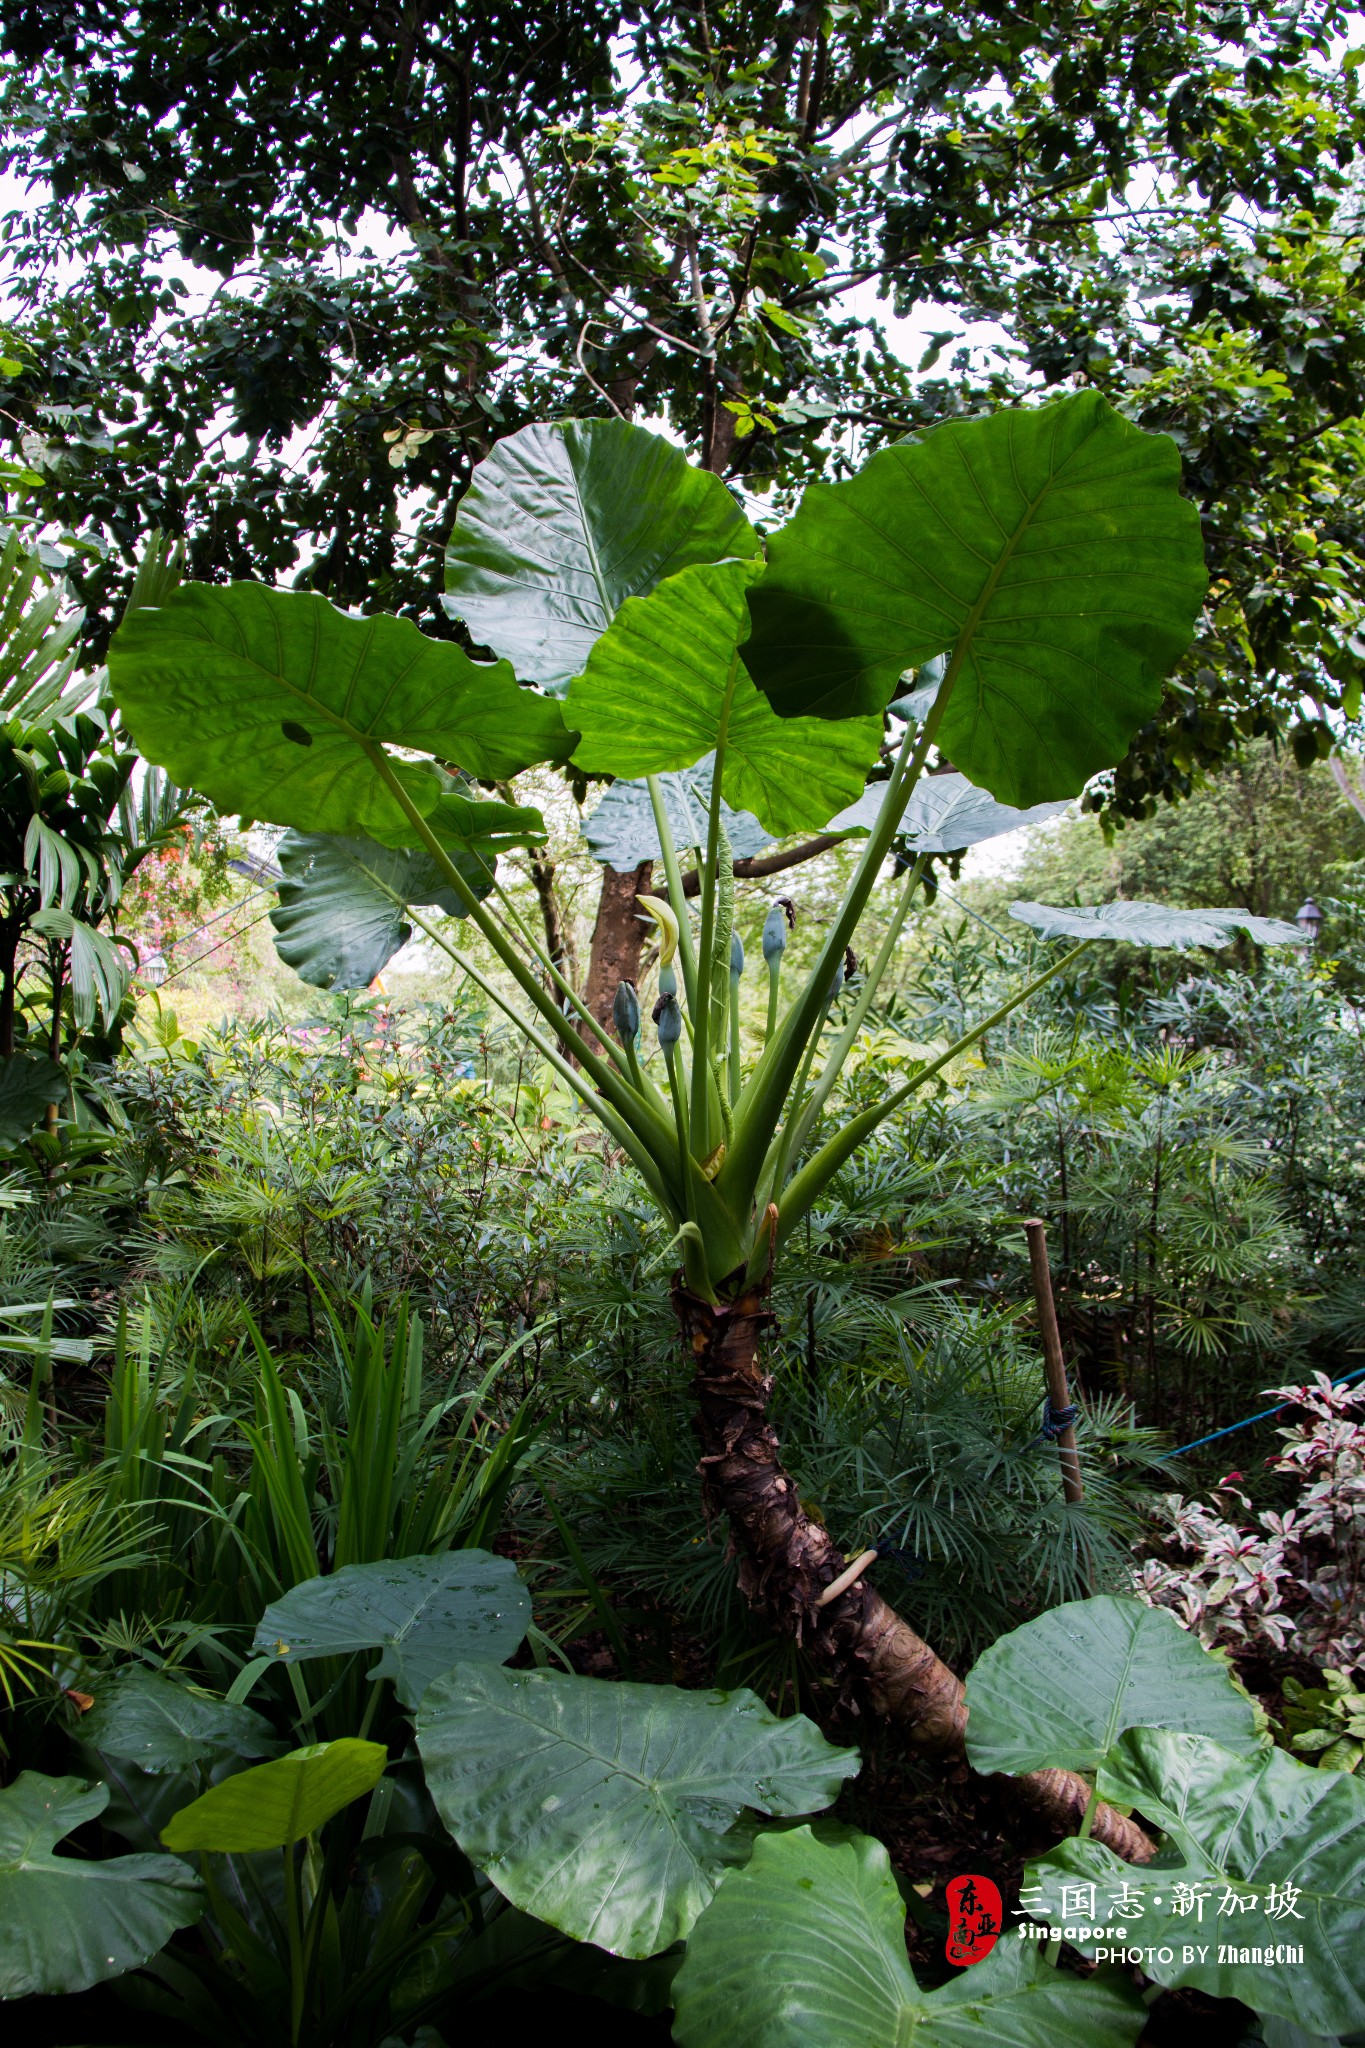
xmin=581 ymin=859 xmax=653 ymax=1035
xmin=676 ymin=1273 xmax=1154 ymax=1865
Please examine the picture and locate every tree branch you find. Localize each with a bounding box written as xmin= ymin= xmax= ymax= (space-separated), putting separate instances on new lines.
xmin=679 ymin=833 xmax=846 ymax=897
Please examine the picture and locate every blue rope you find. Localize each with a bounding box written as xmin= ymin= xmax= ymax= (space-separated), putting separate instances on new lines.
xmin=1021 ymin=1396 xmax=1079 ymax=1450
xmin=1157 ymin=1361 xmax=1365 ymax=1462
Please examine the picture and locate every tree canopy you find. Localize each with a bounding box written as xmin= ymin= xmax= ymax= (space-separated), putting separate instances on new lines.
xmin=3 ymin=0 xmax=1365 ymax=820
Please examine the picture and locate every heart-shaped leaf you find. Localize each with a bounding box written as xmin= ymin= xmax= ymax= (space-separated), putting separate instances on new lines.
xmin=416 ymin=1665 xmax=858 ymax=1957
xmin=252 ymin=1552 xmax=531 ymax=1707
xmin=271 ymin=828 xmax=503 ymax=990
xmin=827 ymin=771 xmax=1069 ymax=849
xmin=1024 ymin=1728 xmax=1365 ymax=2036
xmin=745 ymin=391 xmax=1207 ymax=807
xmin=109 ymin=583 xmax=574 ymax=846
xmin=0 ymin=1773 xmax=202 ymax=1997
xmin=1009 ymin=900 xmax=1308 ymax=948
xmin=964 ymin=1596 xmax=1263 ymax=1779
xmin=443 ymin=418 xmax=761 ymax=693
xmin=672 ymin=1824 xmax=1147 ymax=2048
xmin=80 ymin=1668 xmax=280 ymax=1775
xmin=581 ymin=761 xmax=771 ymax=869
xmin=161 ymin=1738 xmax=387 ymax=1853
xmin=568 ymin=559 xmax=883 ymax=836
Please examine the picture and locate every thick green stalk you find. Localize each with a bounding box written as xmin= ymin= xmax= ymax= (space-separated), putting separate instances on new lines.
xmin=405 ymin=908 xmax=679 ymax=1216
xmin=775 ymin=942 xmax=1092 ymax=1246
xmin=787 ymin=853 xmax=927 ymax=1159
xmin=365 ymin=744 xmax=662 ymax=1154
xmin=757 ymin=998 xmax=832 ymax=1216
xmin=663 ymin=1041 xmax=692 ymax=1211
xmin=646 ymin=774 xmax=699 ymax=1013
xmin=764 ymin=956 xmax=781 ymax=1045
xmin=690 ymin=656 xmax=740 ymax=1152
xmin=284 ymin=1845 xmax=306 ymax=2045
xmin=728 ymin=972 xmax=742 ymax=1102
xmin=717 ymin=705 xmax=939 ymax=1222
xmin=481 ymin=859 xmax=633 ymax=1077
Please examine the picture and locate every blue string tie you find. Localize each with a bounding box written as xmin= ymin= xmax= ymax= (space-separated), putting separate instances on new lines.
xmin=1028 ymin=1398 xmax=1078 ymax=1448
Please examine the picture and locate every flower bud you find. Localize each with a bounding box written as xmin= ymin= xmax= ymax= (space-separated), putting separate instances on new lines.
xmin=613 ymin=979 xmax=640 ymax=1045
xmin=658 ymin=960 xmax=677 ymax=998
xmin=762 ymin=906 xmax=787 ymax=965
xmin=653 ymin=989 xmax=682 ymax=1047
xmin=729 ymin=933 xmax=745 ymax=980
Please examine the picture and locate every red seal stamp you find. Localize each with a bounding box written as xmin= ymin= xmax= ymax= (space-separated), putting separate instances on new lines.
xmin=945 ymin=1872 xmax=1003 ymax=1967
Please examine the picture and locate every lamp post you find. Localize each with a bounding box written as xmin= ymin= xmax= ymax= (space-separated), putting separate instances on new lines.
xmin=1295 ymin=897 xmax=1323 ymax=943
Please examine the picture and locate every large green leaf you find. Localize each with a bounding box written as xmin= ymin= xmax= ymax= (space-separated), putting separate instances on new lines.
xmin=1009 ymin=900 xmax=1308 ymax=948
xmin=581 ymin=762 xmax=771 ymax=869
xmin=964 ymin=1596 xmax=1262 ymax=1778
xmin=0 ymin=1052 xmax=65 ymax=1141
xmin=443 ymin=418 xmax=762 ymax=693
xmin=1025 ymin=1728 xmax=1365 ymax=2035
xmin=0 ymin=1772 xmax=202 ymax=1997
xmin=827 ymin=771 xmax=1069 ymax=849
xmin=271 ymin=829 xmax=498 ymax=990
xmin=672 ymin=1825 xmax=1147 ymax=2048
xmin=568 ymin=559 xmax=883 ymax=836
xmin=745 ymin=392 xmax=1207 ymax=807
xmin=81 ymin=1668 xmax=280 ymax=1775
xmin=108 ymin=583 xmax=574 ymax=846
xmin=252 ymin=1551 xmax=531 ymax=1708
xmin=416 ymin=1665 xmax=858 ymax=1957
xmin=161 ymin=1738 xmax=387 ymax=1853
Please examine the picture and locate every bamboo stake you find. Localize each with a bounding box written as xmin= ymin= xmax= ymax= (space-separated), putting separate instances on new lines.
xmin=1023 ymin=1218 xmax=1084 ymax=1505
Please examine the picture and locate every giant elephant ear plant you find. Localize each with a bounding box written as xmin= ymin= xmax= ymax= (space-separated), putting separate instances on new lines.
xmin=108 ymin=393 xmax=1303 ymax=1861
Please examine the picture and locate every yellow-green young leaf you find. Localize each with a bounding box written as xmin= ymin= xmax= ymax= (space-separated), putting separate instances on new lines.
xmin=567 ymin=559 xmax=883 ymax=837
xmin=160 ymin=1739 xmax=387 ymax=1853
xmin=108 ymin=583 xmax=574 ymax=847
xmin=0 ymin=1773 xmax=202 ymax=1998
xmin=745 ymin=391 xmax=1207 ymax=808
xmin=444 ymin=418 xmax=761 ymax=693
xmin=672 ymin=1825 xmax=1147 ymax=2048
xmin=964 ymin=1596 xmax=1262 ymax=1779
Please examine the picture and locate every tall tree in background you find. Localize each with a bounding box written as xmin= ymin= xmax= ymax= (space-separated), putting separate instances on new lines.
xmin=4 ymin=0 xmax=1365 ymax=1008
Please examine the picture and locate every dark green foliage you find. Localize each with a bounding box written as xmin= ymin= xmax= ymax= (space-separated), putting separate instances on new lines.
xmin=5 ymin=2 xmax=1364 ymax=815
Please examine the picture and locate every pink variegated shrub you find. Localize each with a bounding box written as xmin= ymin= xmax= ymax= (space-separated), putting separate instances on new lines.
xmin=1135 ymin=1374 xmax=1365 ymax=1672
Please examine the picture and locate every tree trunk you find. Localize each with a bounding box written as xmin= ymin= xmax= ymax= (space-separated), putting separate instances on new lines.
xmin=675 ymin=1273 xmax=1154 ymax=1864
xmin=581 ymin=860 xmax=653 ymax=1035
xmin=0 ymin=916 xmax=20 ymax=1059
